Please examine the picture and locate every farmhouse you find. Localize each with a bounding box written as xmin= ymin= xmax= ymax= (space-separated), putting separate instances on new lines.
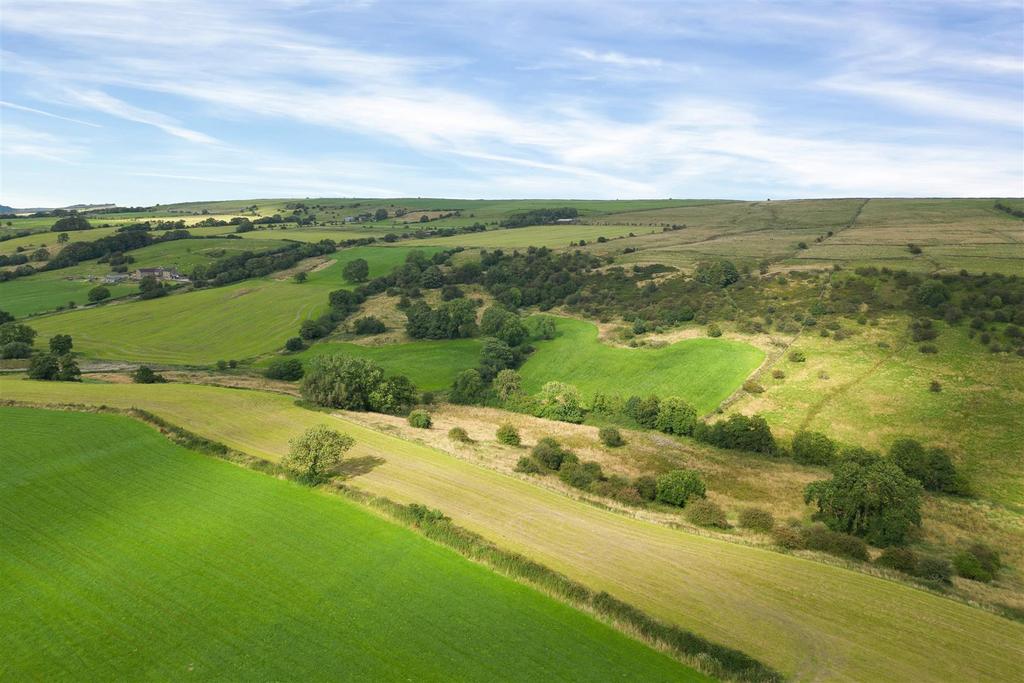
xmin=102 ymin=273 xmax=130 ymax=284
xmin=555 ymin=217 xmax=578 ymax=224
xmin=132 ymin=267 xmax=189 ymax=282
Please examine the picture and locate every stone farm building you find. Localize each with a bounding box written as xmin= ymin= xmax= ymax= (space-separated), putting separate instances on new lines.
xmin=132 ymin=267 xmax=189 ymax=282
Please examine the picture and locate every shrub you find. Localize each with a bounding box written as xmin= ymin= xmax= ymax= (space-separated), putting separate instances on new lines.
xmin=598 ymin=426 xmax=624 ymax=447
xmin=342 ymin=258 xmax=369 ymax=282
xmin=791 ymin=431 xmax=836 ymax=466
xmin=88 ymin=285 xmax=110 ymax=302
xmin=876 ymin=547 xmax=918 ymax=574
xmin=918 ymin=343 xmax=938 ymax=354
xmin=929 ymin=380 xmax=942 ymax=392
xmin=655 ymin=469 xmax=706 ymax=507
xmin=408 ymin=410 xmax=432 ymax=429
xmin=802 ymin=524 xmax=869 ymax=561
xmin=634 ymin=475 xmax=657 ymax=501
xmin=738 ymin=507 xmax=775 ymax=532
xmin=496 ymin=423 xmax=520 ymax=446
xmin=888 ymin=437 xmax=964 ymax=494
xmin=264 ymin=358 xmax=304 ymax=381
xmin=285 ymin=336 xmax=305 ymax=352
xmin=654 ymin=396 xmax=698 ymax=435
xmin=789 ymin=350 xmax=806 ymax=362
xmin=706 ymin=323 xmax=722 ymax=337
xmin=559 ymin=460 xmax=604 ymax=490
xmin=353 ymin=316 xmax=386 ymax=335
xmin=0 ymin=341 xmax=32 ymax=359
xmin=916 ymin=556 xmax=953 ymax=584
xmin=131 ymin=366 xmax=167 ymax=384
xmin=515 ymin=456 xmax=541 ymax=474
xmin=450 ymin=369 xmax=485 ymax=405
xmin=686 ymin=499 xmax=729 ymax=528
xmin=771 ymin=368 xmax=785 ymax=379
xmin=742 ymin=380 xmax=764 ymax=394
xmin=27 ymin=352 xmax=80 ymax=382
xmin=536 ymin=381 xmax=586 ymax=423
xmin=532 ymin=437 xmax=568 ymax=470
xmin=448 ymin=426 xmax=471 ymax=443
xmin=954 ymin=544 xmax=1001 ymax=583
xmin=771 ymin=525 xmax=804 ymax=549
xmin=493 ymin=368 xmax=522 ymax=401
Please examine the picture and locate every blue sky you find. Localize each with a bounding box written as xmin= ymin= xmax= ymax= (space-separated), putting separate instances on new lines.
xmin=1 ymin=0 xmax=1021 ymax=206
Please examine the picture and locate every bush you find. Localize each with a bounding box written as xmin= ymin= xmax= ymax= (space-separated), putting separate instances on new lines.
xmin=448 ymin=426 xmax=471 ymax=443
xmin=598 ymin=426 xmax=624 ymax=447
xmin=634 ymin=475 xmax=657 ymax=501
xmin=771 ymin=525 xmax=804 ymax=549
xmin=264 ymin=358 xmax=304 ymax=381
xmin=791 ymin=431 xmax=836 ymax=466
xmin=285 ymin=336 xmax=305 ymax=352
xmin=27 ymin=353 xmax=80 ymax=382
xmin=876 ymin=547 xmax=918 ymax=574
xmin=559 ymin=460 xmax=604 ymax=490
xmin=515 ymin=456 xmax=541 ymax=474
xmin=450 ymin=369 xmax=485 ymax=405
xmin=789 ymin=350 xmax=806 ymax=362
xmin=916 ymin=556 xmax=953 ymax=584
xmin=888 ymin=437 xmax=964 ymax=494
xmin=0 ymin=341 xmax=32 ymax=359
xmin=954 ymin=544 xmax=1001 ymax=583
xmin=771 ymin=369 xmax=785 ymax=379
xmin=686 ymin=499 xmax=729 ymax=528
xmin=408 ymin=410 xmax=432 ymax=429
xmin=929 ymin=380 xmax=942 ymax=392
xmin=802 ymin=524 xmax=869 ymax=561
xmin=131 ymin=366 xmax=167 ymax=384
xmin=706 ymin=323 xmax=722 ymax=337
xmin=655 ymin=469 xmax=706 ymax=507
xmin=654 ymin=397 xmax=697 ymax=436
xmin=532 ymin=437 xmax=568 ymax=470
xmin=353 ymin=316 xmax=386 ymax=335
xmin=738 ymin=507 xmax=775 ymax=532
xmin=742 ymin=380 xmax=764 ymax=394
xmin=918 ymin=343 xmax=938 ymax=354
xmin=88 ymin=286 xmax=110 ymax=302
xmin=496 ymin=423 xmax=520 ymax=446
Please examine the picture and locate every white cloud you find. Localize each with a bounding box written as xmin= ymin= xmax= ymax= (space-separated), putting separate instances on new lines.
xmin=61 ymin=89 xmax=218 ymax=144
xmin=566 ymin=48 xmax=664 ymax=69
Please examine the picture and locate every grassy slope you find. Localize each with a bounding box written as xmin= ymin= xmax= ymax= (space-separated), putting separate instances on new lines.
xmin=2 ymin=379 xmax=1020 ymax=682
xmin=0 ymin=407 xmax=697 ymax=681
xmin=411 ymin=223 xmax=661 ymax=249
xmin=289 ymin=338 xmax=482 ymax=391
xmin=305 ymin=245 xmax=444 ymax=286
xmin=29 ymin=279 xmax=329 ymax=364
xmin=0 ymin=274 xmax=136 ymax=319
xmin=520 ymin=318 xmax=764 ymax=414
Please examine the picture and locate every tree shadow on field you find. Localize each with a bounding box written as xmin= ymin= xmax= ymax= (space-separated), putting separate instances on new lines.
xmin=334 ymin=455 xmax=385 ymax=480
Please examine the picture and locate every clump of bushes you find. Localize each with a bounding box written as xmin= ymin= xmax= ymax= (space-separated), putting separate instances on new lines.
xmin=532 ymin=437 xmax=571 ymax=470
xmin=742 ymin=380 xmax=765 ymax=394
xmin=515 ymin=456 xmax=541 ymax=474
xmin=789 ymin=350 xmax=806 ymax=362
xmin=131 ymin=366 xmax=167 ymax=384
xmin=655 ymin=469 xmax=706 ymax=507
xmin=353 ymin=316 xmax=386 ymax=335
xmin=285 ymin=336 xmax=306 ymax=352
xmin=738 ymin=507 xmax=774 ymax=532
xmin=771 ymin=524 xmax=804 ymax=549
xmin=496 ymin=423 xmax=520 ymax=446
xmin=875 ymin=547 xmax=953 ymax=584
xmin=954 ymin=544 xmax=1001 ymax=583
xmin=771 ymin=368 xmax=785 ymax=379
xmin=686 ymin=499 xmax=729 ymax=528
xmin=408 ymin=410 xmax=432 ymax=429
xmin=558 ymin=460 xmax=604 ymax=490
xmin=802 ymin=523 xmax=869 ymax=561
xmin=448 ymin=426 xmax=471 ymax=443
xmin=887 ymin=437 xmax=967 ymax=495
xmin=264 ymin=357 xmax=304 ymax=381
xmin=706 ymin=323 xmax=722 ymax=337
xmin=598 ymin=426 xmax=624 ymax=447
xmin=791 ymin=430 xmax=836 ymax=466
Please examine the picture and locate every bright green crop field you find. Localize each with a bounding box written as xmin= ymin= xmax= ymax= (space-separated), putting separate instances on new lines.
xmin=521 ymin=318 xmax=764 ymax=413
xmin=29 ymin=279 xmax=329 ymax=364
xmin=0 ymin=407 xmax=699 ymax=681
xmin=287 ymin=338 xmax=481 ymax=391
xmin=306 ymin=245 xmax=445 ymax=287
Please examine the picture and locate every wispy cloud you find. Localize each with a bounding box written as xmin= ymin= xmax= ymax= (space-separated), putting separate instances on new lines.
xmin=61 ymin=88 xmax=218 ymax=144
xmin=566 ymin=48 xmax=665 ymax=69
xmin=0 ymin=100 xmax=101 ymax=127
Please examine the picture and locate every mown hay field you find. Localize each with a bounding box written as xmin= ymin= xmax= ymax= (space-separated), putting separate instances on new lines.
xmin=3 ymin=378 xmax=1020 ymax=682
xmin=0 ymin=407 xmax=698 ymax=681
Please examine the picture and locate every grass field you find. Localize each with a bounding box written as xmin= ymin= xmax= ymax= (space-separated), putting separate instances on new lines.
xmin=306 ymin=245 xmax=445 ymax=287
xmin=28 ymin=279 xmax=329 ymax=364
xmin=287 ymin=338 xmax=482 ymax=391
xmin=0 ymin=407 xmax=698 ymax=681
xmin=3 ymin=378 xmax=1020 ymax=681
xmin=0 ymin=272 xmax=136 ymax=318
xmin=520 ymin=318 xmax=764 ymax=413
xmin=411 ymin=223 xmax=661 ymax=249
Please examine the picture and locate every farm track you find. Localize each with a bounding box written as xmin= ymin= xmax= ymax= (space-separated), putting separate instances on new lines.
xmin=1 ymin=378 xmax=1021 ymax=682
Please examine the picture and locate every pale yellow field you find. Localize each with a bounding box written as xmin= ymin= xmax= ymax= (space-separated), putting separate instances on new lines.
xmin=1 ymin=378 xmax=1021 ymax=682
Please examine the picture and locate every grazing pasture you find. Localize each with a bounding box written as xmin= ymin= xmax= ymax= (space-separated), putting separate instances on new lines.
xmin=0 ymin=271 xmax=136 ymax=318
xmin=411 ymin=223 xmax=661 ymax=249
xmin=287 ymin=338 xmax=482 ymax=391
xmin=520 ymin=318 xmax=765 ymax=413
xmin=3 ymin=379 xmax=1020 ymax=682
xmin=0 ymin=407 xmax=697 ymax=682
xmin=29 ymin=279 xmax=328 ymax=364
xmin=306 ymin=245 xmax=445 ymax=286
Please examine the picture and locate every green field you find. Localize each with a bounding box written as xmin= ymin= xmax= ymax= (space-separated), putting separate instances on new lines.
xmin=521 ymin=318 xmax=765 ymax=413
xmin=2 ymin=379 xmax=1021 ymax=681
xmin=0 ymin=272 xmax=136 ymax=318
xmin=288 ymin=338 xmax=482 ymax=391
xmin=29 ymin=279 xmax=329 ymax=364
xmin=306 ymin=245 xmax=445 ymax=286
xmin=411 ymin=223 xmax=661 ymax=249
xmin=0 ymin=407 xmax=698 ymax=681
